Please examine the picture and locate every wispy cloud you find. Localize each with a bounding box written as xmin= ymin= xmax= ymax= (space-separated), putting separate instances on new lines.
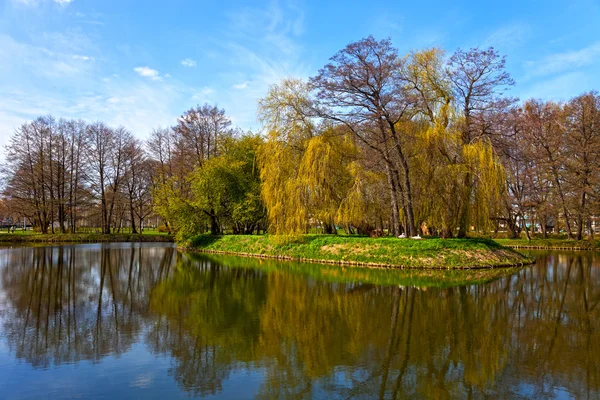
xmin=10 ymin=0 xmax=74 ymax=5
xmin=181 ymin=58 xmax=197 ymax=67
xmin=233 ymin=81 xmax=250 ymax=89
xmin=0 ymin=1 xmax=311 ymax=159
xmin=482 ymin=22 xmax=530 ymax=49
xmin=211 ymin=2 xmax=310 ymax=128
xmin=72 ymin=55 xmax=92 ymax=61
xmin=133 ymin=66 xmax=161 ymax=80
xmin=0 ymin=32 xmax=187 ymax=158
xmin=0 ymin=34 xmax=93 ymax=78
xmin=526 ymin=42 xmax=600 ymax=77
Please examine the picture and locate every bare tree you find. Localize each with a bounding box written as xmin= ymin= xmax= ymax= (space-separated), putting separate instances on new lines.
xmin=310 ymin=36 xmax=418 ymax=236
xmin=86 ymin=123 xmax=133 ymax=234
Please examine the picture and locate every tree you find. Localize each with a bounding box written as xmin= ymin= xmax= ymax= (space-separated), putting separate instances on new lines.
xmin=86 ymin=123 xmax=133 ymax=234
xmin=310 ymin=36 xmax=418 ymax=236
xmin=257 ymin=79 xmax=315 ymax=234
xmin=174 ymin=103 xmax=232 ymax=166
xmin=191 ymin=135 xmax=265 ymax=236
xmin=124 ymin=139 xmax=153 ymax=233
xmin=564 ymin=92 xmax=600 ymax=239
xmin=447 ymin=47 xmax=515 ymax=237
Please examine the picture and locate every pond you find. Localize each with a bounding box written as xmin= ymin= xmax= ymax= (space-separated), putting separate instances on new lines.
xmin=0 ymin=243 xmax=598 ymax=399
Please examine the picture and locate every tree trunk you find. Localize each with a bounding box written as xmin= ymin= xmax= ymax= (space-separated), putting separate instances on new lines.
xmin=457 ymin=172 xmax=472 ymax=238
xmin=129 ymin=198 xmax=137 ymax=234
xmin=576 ymin=190 xmax=586 ymax=240
xmin=209 ymin=210 xmax=220 ymax=235
xmin=388 ymin=122 xmax=417 ymax=237
xmin=384 ymin=162 xmax=402 ymax=237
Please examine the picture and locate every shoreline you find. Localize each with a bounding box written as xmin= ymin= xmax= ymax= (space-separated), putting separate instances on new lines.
xmin=0 ymin=233 xmax=174 ymax=243
xmin=180 ymin=247 xmax=535 ymax=270
xmin=494 ymin=239 xmax=599 ymax=251
xmin=180 ymin=235 xmax=534 ymax=270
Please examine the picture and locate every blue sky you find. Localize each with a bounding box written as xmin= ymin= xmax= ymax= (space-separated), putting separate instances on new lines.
xmin=1 ymin=0 xmax=599 ymax=153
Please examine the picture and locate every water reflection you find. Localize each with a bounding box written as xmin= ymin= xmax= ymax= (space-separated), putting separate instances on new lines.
xmin=0 ymin=244 xmax=598 ymax=399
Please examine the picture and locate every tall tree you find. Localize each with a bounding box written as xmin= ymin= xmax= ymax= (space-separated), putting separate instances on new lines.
xmin=564 ymin=92 xmax=600 ymax=239
xmin=310 ymin=36 xmax=418 ymax=236
xmin=448 ymin=47 xmax=515 ymax=237
xmin=86 ymin=123 xmax=133 ymax=234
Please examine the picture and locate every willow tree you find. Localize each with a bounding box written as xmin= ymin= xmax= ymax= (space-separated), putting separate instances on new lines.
xmin=257 ymin=79 xmax=315 ymax=234
xmin=258 ymin=79 xmax=373 ymax=235
xmin=336 ymin=158 xmax=389 ymax=234
xmin=398 ymin=48 xmax=506 ymax=237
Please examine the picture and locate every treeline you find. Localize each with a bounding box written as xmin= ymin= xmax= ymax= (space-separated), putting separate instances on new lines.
xmin=2 ymin=118 xmax=154 ymax=234
xmin=2 ymin=36 xmax=599 ymax=239
xmin=1 ymin=105 xmax=265 ymax=237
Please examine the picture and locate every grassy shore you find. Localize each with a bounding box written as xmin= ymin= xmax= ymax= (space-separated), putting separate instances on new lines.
xmin=494 ymin=238 xmax=599 ymax=250
xmin=182 ymin=234 xmax=531 ymax=269
xmin=0 ymin=232 xmax=174 ymax=243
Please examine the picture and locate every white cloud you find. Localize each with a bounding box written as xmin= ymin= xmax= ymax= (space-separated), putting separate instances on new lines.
xmin=0 ymin=2 xmax=310 ymax=163
xmin=526 ymin=42 xmax=600 ymax=77
xmin=10 ymin=0 xmax=74 ymax=5
xmin=0 ymin=32 xmax=185 ymax=162
xmin=233 ymin=81 xmax=250 ymax=89
xmin=133 ymin=66 xmax=161 ymax=80
xmin=181 ymin=58 xmax=197 ymax=67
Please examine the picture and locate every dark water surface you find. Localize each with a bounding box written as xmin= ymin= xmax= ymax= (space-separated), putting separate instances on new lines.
xmin=0 ymin=243 xmax=598 ymax=399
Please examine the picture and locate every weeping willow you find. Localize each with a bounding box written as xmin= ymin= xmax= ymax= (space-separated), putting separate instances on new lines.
xmin=259 ymin=128 xmax=362 ymax=234
xmin=463 ymin=140 xmax=505 ymax=231
xmin=258 ymin=132 xmax=308 ymax=235
xmin=337 ymin=161 xmax=388 ymax=232
xmin=412 ymin=120 xmax=504 ymax=236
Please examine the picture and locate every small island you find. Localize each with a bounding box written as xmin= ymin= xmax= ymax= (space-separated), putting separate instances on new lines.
xmin=183 ymin=234 xmax=531 ymax=269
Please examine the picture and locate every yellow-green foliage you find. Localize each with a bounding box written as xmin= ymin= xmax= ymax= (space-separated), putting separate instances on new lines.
xmin=258 ymin=133 xmax=308 ymax=235
xmin=463 ymin=140 xmax=505 ymax=230
xmin=337 ymin=161 xmax=387 ymax=228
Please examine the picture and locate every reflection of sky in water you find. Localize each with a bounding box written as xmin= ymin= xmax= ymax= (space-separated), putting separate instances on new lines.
xmin=0 ymin=342 xmax=263 ymax=399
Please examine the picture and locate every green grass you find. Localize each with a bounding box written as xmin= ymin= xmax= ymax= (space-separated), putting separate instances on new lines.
xmin=183 ymin=234 xmax=531 ymax=269
xmin=0 ymin=232 xmax=174 ymax=243
xmin=194 ymin=253 xmax=523 ymax=288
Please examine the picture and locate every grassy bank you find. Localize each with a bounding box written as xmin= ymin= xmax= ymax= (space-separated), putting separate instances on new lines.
xmin=494 ymin=238 xmax=599 ymax=250
xmin=183 ymin=234 xmax=531 ymax=269
xmin=0 ymin=233 xmax=174 ymax=243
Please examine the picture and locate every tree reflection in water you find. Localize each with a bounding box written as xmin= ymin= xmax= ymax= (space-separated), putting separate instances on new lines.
xmin=0 ymin=245 xmax=598 ymax=399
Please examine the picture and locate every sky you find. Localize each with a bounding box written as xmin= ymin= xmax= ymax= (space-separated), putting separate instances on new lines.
xmin=1 ymin=0 xmax=599 ymax=156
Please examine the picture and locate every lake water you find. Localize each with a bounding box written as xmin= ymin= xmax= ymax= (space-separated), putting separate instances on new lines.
xmin=0 ymin=243 xmax=598 ymax=399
